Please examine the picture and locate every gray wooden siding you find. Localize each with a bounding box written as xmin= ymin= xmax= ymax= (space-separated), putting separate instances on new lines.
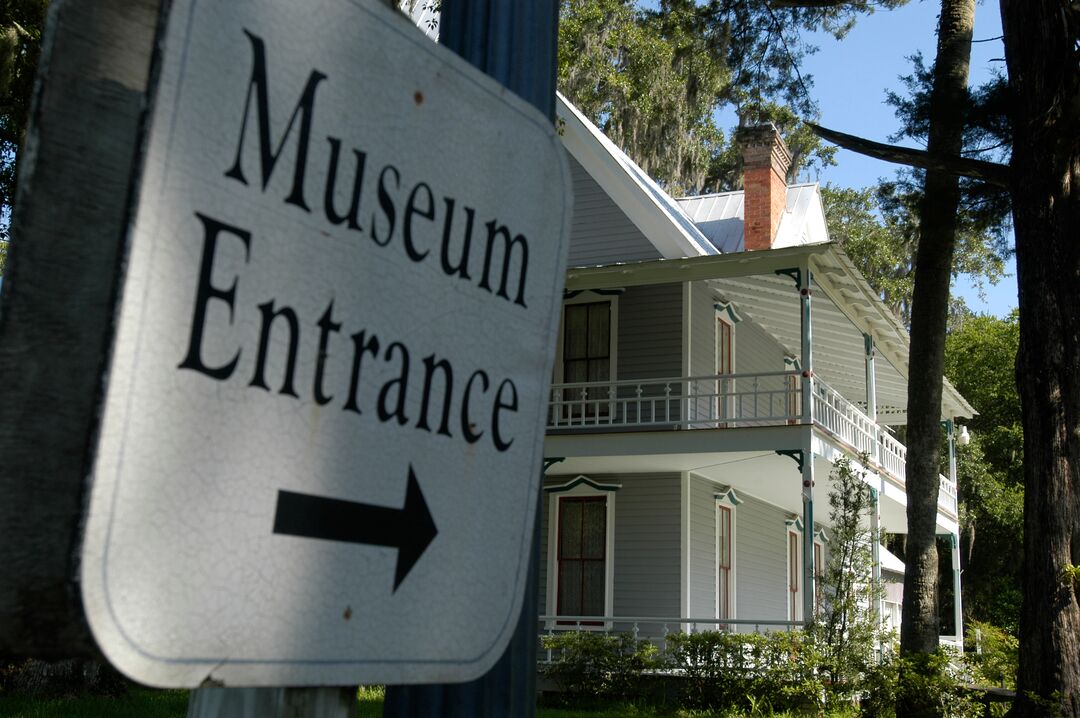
xmin=736 ymin=316 xmax=787 ymax=373
xmin=540 ymin=473 xmax=681 ymax=619
xmin=688 ymin=282 xmax=715 ymax=422
xmin=690 ymin=282 xmax=715 ymax=377
xmin=612 ymin=473 xmax=681 ymax=618
xmin=617 ymin=284 xmax=683 ymax=381
xmin=733 ymin=494 xmax=790 ymax=622
xmin=567 ymin=155 xmax=662 ymax=266
xmin=614 ymin=284 xmax=683 ymax=423
xmin=688 ymin=475 xmax=720 ymax=618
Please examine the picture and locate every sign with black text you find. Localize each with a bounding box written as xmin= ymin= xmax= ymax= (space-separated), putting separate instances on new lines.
xmin=79 ymin=0 xmax=570 ymax=687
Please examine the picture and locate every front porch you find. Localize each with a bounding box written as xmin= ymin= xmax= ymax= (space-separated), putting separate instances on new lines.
xmin=547 ymin=369 xmax=959 ymax=522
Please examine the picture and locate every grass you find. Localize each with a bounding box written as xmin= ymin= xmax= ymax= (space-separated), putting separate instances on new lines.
xmin=0 ymin=686 xmax=850 ymax=717
xmin=0 ymin=688 xmax=189 ymax=717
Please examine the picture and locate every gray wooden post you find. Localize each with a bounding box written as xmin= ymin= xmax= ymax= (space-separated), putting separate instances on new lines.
xmin=383 ymin=2 xmax=558 ymax=715
xmin=864 ymin=333 xmax=880 ymax=464
xmin=187 ymin=688 xmax=358 ymax=718
xmin=799 ymin=264 xmax=816 ymax=625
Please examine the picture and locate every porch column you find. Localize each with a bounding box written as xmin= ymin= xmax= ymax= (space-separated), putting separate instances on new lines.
xmin=864 ymin=333 xmax=879 ymax=464
xmin=946 ymin=419 xmax=958 ymax=486
xmin=870 ymin=486 xmax=882 ymax=630
xmin=951 ymin=533 xmax=964 ymax=643
xmin=799 ymin=267 xmax=816 ymax=624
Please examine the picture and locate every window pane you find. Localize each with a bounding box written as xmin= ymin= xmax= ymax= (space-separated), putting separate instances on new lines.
xmin=559 ymin=501 xmax=582 ymax=559
xmin=587 ymin=303 xmax=610 ymax=359
xmin=564 ymin=305 xmax=587 ymax=360
xmin=581 ymin=500 xmax=606 ymax=559
xmin=558 ymin=561 xmax=582 ymax=614
xmin=565 ymin=359 xmax=588 ymax=385
xmin=789 ymin=532 xmax=799 ymax=590
xmin=718 ymin=506 xmax=731 ymax=569
xmin=718 ymin=568 xmax=730 ymax=618
xmin=581 ymin=560 xmax=605 ymax=615
xmin=587 ymin=358 xmax=610 ymax=383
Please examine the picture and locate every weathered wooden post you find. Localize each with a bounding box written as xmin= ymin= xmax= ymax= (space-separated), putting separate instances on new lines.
xmin=0 ymin=1 xmax=570 ymax=716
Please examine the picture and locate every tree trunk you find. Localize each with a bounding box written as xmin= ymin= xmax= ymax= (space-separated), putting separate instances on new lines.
xmin=999 ymin=3 xmax=1080 ymax=716
xmin=899 ymin=0 xmax=975 ymax=674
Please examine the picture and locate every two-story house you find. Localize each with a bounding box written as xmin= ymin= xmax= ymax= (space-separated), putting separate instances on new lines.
xmin=538 ymin=95 xmax=971 ymax=648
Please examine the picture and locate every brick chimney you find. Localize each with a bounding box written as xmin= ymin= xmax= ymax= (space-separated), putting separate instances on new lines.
xmin=737 ymin=124 xmax=792 ymax=251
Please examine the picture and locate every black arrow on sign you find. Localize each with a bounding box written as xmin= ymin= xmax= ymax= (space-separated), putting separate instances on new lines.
xmin=272 ymin=465 xmax=438 ymax=592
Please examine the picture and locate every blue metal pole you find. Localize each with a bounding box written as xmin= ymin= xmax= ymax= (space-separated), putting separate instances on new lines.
xmin=383 ymin=2 xmax=558 ymax=716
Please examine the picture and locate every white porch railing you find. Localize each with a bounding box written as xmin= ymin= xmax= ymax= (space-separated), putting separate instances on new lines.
xmin=536 ymin=615 xmax=803 ymax=662
xmin=547 ymin=371 xmax=959 ymax=519
xmin=547 ymin=371 xmax=801 ymax=430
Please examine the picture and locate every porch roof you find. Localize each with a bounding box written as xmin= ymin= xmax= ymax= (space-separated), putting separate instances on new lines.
xmin=563 ymin=243 xmax=976 ymax=423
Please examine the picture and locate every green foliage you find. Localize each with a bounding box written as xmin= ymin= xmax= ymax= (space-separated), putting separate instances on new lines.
xmin=1 ymin=0 xmax=47 ymax=245
xmin=821 ymin=182 xmax=1006 ymax=325
xmin=0 ymin=687 xmax=188 ymax=718
xmin=810 ymin=455 xmax=888 ymax=704
xmin=666 ymin=630 xmax=824 ymax=714
xmin=558 ymin=0 xmax=903 ymax=194
xmin=356 ymin=685 xmax=384 ymax=718
xmin=861 ymin=649 xmax=981 ymax=718
xmin=541 ymin=630 xmax=661 ymax=705
xmin=944 ymin=312 xmax=1023 ymax=631
xmin=964 ymin=621 xmax=1018 ymax=690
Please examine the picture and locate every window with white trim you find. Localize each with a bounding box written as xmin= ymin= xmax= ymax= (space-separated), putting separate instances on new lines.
xmin=790 ymin=526 xmax=799 ymax=621
xmin=786 ymin=520 xmax=804 ymax=621
xmin=546 ymin=478 xmax=617 ymax=625
xmin=715 ymin=492 xmax=738 ymax=620
xmin=813 ymin=531 xmax=826 ymax=612
xmin=557 ymin=496 xmax=606 ymax=619
xmin=716 ymin=315 xmax=735 ymax=423
xmin=557 ymin=294 xmax=617 ymax=420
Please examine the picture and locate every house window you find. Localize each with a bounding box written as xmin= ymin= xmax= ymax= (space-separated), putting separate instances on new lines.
xmin=545 ymin=477 xmax=618 ymax=627
xmin=557 ymin=496 xmax=607 ymax=619
xmin=560 ymin=299 xmax=615 ymax=418
xmin=716 ymin=317 xmax=735 ymax=422
xmin=787 ymin=528 xmax=803 ymax=621
xmin=717 ymin=504 xmax=734 ymax=619
xmin=814 ymin=535 xmax=826 ymax=612
xmin=564 ymin=302 xmax=611 ymax=385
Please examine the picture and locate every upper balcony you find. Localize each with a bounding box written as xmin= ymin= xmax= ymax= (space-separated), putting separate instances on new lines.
xmin=546 ymin=369 xmax=959 ymax=519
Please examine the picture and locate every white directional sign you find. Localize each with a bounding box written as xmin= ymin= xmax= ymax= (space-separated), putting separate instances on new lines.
xmin=79 ymin=0 xmax=570 ymax=687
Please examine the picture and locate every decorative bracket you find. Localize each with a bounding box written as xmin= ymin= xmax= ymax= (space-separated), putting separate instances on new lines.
xmin=775 ymin=448 xmax=804 ymax=473
xmin=543 ymin=457 xmax=565 ymax=472
xmin=774 ymin=267 xmax=802 ymax=289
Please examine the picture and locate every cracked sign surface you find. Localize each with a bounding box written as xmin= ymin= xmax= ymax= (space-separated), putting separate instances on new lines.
xmin=79 ymin=0 xmax=570 ymax=687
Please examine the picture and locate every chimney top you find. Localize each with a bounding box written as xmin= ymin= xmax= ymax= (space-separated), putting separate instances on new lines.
xmin=736 ymin=124 xmax=792 ymax=177
xmin=737 ymin=124 xmax=791 ymax=251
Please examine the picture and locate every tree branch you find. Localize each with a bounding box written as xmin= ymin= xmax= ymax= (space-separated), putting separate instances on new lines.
xmin=768 ymin=0 xmax=850 ymax=7
xmin=808 ymin=122 xmax=1011 ymax=187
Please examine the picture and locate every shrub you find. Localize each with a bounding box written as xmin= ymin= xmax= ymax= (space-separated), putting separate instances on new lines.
xmin=666 ymin=630 xmax=825 ymax=714
xmin=860 ymin=649 xmax=981 ymax=718
xmin=964 ymin=620 xmax=1017 ymax=689
xmin=540 ymin=630 xmax=660 ymax=705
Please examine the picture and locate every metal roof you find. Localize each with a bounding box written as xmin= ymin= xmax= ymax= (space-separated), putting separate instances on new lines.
xmin=676 ymin=184 xmax=829 ymax=253
xmin=556 ymin=94 xmax=717 ymax=259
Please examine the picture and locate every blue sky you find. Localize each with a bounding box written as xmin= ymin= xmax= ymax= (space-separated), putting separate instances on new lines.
xmin=793 ymin=0 xmax=1016 ymax=318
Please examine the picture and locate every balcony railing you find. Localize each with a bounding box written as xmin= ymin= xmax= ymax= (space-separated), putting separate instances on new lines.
xmin=547 ymin=371 xmax=958 ymax=518
xmin=537 ymin=615 xmax=804 ymax=662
